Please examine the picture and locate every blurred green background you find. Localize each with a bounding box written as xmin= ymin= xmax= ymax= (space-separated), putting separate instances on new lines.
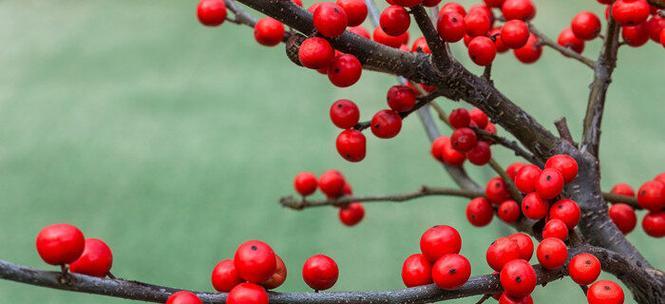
xmin=0 ymin=0 xmax=662 ymax=303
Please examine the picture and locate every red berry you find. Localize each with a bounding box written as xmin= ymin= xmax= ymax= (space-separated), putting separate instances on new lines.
xmin=450 ymin=127 xmax=478 ymax=152
xmin=536 ymin=237 xmax=568 ymax=270
xmin=622 ymin=22 xmax=650 ymax=47
xmin=514 ymin=164 xmax=541 ymax=193
xmin=439 ymin=2 xmax=466 ymax=17
xmin=441 ymin=137 xmax=467 ymax=166
xmin=611 ymin=183 xmax=635 ymax=199
xmin=608 ymin=203 xmax=637 ymax=234
xmin=380 ymin=5 xmax=411 ymax=36
xmin=437 ymin=11 xmax=466 ymax=42
xmin=465 ymin=11 xmax=491 ymax=37
xmin=197 ymin=0 xmax=227 ymax=27
xmin=35 ymin=223 xmax=85 ymax=265
xmin=637 ymin=180 xmax=665 ymax=212
xmin=302 ymin=254 xmax=339 ymax=290
xmin=568 ymin=253 xmax=601 ymax=286
xmin=328 ymin=54 xmax=362 ymax=87
xmin=339 ymin=202 xmax=365 ymax=226
xmin=513 ymin=34 xmax=542 ymax=63
xmin=234 ymin=240 xmax=277 ymax=283
xmin=292 ymin=0 xmax=303 ymax=6
xmin=411 ymin=37 xmax=432 ymax=53
xmin=549 ymin=199 xmax=581 ymax=229
xmin=571 ymin=11 xmax=602 ymax=40
xmin=501 ymin=20 xmax=530 ymax=49
xmin=69 ymin=238 xmax=113 ymax=278
xmin=484 ymin=0 xmax=506 ymax=8
xmin=431 ymin=136 xmax=448 ymax=162
xmin=348 ymin=25 xmax=371 ymax=39
xmin=469 ymin=3 xmax=495 ymax=26
xmin=422 ymin=0 xmax=441 ymax=6
xmin=387 ymin=85 xmax=417 ymax=112
xmin=661 ymin=29 xmax=665 ymax=47
xmin=508 ymin=233 xmax=534 ymax=261
xmin=642 ymin=211 xmax=665 ymax=237
xmin=449 ymin=108 xmax=471 ymax=129
xmin=466 ymin=197 xmax=494 ymax=227
xmin=466 ymin=141 xmax=492 ymax=166
xmin=587 ymin=280 xmax=624 ymax=304
xmin=486 ymin=237 xmax=521 ymax=271
xmin=498 ymin=200 xmax=521 ymax=223
xmin=521 ymin=192 xmax=549 ymax=220
xmin=294 ymin=172 xmax=318 ymax=196
xmin=432 ymin=254 xmax=471 ymax=290
xmin=646 ymin=15 xmax=665 ymax=42
xmin=500 ymin=259 xmax=537 ymax=298
xmin=499 ymin=293 xmax=533 ymax=304
xmin=370 ymin=110 xmax=402 ymax=139
xmin=542 ymin=219 xmax=568 ymax=241
xmin=501 ymin=0 xmax=536 ymax=21
xmin=545 ymin=154 xmax=578 ymax=183
xmin=211 ymin=259 xmax=242 ymax=292
xmin=336 ymin=0 xmax=367 ymax=27
xmin=611 ymin=0 xmax=650 ymax=26
xmin=489 ymin=28 xmax=510 ymax=53
xmin=469 ymin=108 xmax=489 ymax=128
xmin=557 ymin=27 xmax=585 ymax=53
xmin=655 ymin=173 xmax=665 ymax=184
xmin=330 ymin=99 xmax=360 ymax=129
xmin=262 ymin=255 xmax=287 ymax=289
xmin=392 ymin=0 xmax=423 ymax=6
xmin=506 ymin=162 xmax=526 ymax=180
xmin=319 ymin=170 xmax=346 ymax=198
xmin=336 ymin=129 xmax=366 ymax=162
xmin=486 ymin=177 xmax=511 ymax=205
xmin=298 ymin=37 xmax=335 ymax=69
xmin=314 ymin=3 xmax=348 ymax=38
xmin=254 ymin=18 xmax=285 ymax=47
xmin=535 ymin=168 xmax=564 ymax=199
xmin=419 ymin=225 xmax=462 ymax=262
xmin=468 ymin=36 xmax=497 ymax=66
xmin=373 ymin=27 xmax=410 ymax=48
xmin=401 ymin=253 xmax=432 ymax=287
xmin=167 ymin=291 xmax=202 ymax=304
xmin=227 ymin=283 xmax=269 ymax=304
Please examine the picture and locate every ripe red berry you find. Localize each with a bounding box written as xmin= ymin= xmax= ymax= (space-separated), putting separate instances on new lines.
xmin=611 ymin=0 xmax=650 ymax=26
xmin=35 ymin=223 xmax=85 ymax=265
xmin=437 ymin=11 xmax=466 ymax=42
xmin=498 ymin=200 xmax=521 ymax=223
xmin=466 ymin=197 xmax=494 ymax=227
xmin=489 ymin=28 xmax=509 ymax=53
xmin=411 ymin=37 xmax=432 ymax=53
xmin=637 ymin=180 xmax=665 ymax=212
xmin=508 ymin=233 xmax=534 ymax=261
xmin=500 ymin=259 xmax=537 ymax=298
xmin=330 ymin=99 xmax=360 ymax=129
xmin=371 ymin=110 xmax=402 ymax=139
xmin=294 ymin=172 xmax=318 ymax=196
xmin=449 ymin=108 xmax=471 ymax=129
xmin=422 ymin=0 xmax=441 ymax=6
xmin=642 ymin=211 xmax=665 ymax=237
xmin=327 ymin=54 xmax=362 ymax=87
xmin=661 ymin=29 xmax=665 ymax=47
xmin=521 ymin=192 xmax=549 ymax=220
xmin=587 ymin=280 xmax=624 ymax=304
xmin=464 ymin=11 xmax=491 ymax=37
xmin=542 ymin=219 xmax=568 ymax=241
xmin=610 ymin=183 xmax=635 ymax=199
xmin=254 ymin=18 xmax=285 ymax=47
xmin=211 ymin=259 xmax=242 ymax=292
xmin=549 ymin=199 xmax=581 ymax=229
xmin=439 ymin=2 xmax=466 ymax=17
xmin=373 ymin=27 xmax=410 ymax=48
xmin=69 ymin=238 xmax=113 ymax=278
xmin=441 ymin=138 xmax=467 ymax=166
xmin=392 ymin=0 xmax=424 ymax=6
xmin=197 ymin=0 xmax=227 ymax=27
xmin=298 ymin=37 xmax=335 ymax=69
xmin=387 ymin=85 xmax=417 ymax=112
xmin=557 ymin=27 xmax=585 ymax=53
xmin=401 ymin=253 xmax=433 ymax=287
xmin=485 ymin=177 xmax=511 ymax=205
xmin=419 ymin=225 xmax=462 ymax=262
xmin=501 ymin=20 xmax=530 ymax=49
xmin=167 ymin=291 xmax=202 ymax=304
xmin=302 ymin=254 xmax=339 ymax=290
xmin=535 ymin=168 xmax=564 ymax=199
xmin=431 ymin=136 xmax=448 ymax=162
xmin=568 ymin=253 xmax=601 ymax=286
xmin=348 ymin=25 xmax=371 ymax=39
xmin=513 ymin=34 xmax=542 ymax=63
xmin=469 ymin=108 xmax=489 ymax=128
xmin=227 ymin=283 xmax=269 ymax=304
xmin=432 ymin=254 xmax=471 ymax=290
xmin=234 ymin=240 xmax=277 ymax=283
xmin=339 ymin=202 xmax=365 ymax=226
xmin=466 ymin=141 xmax=492 ymax=166
xmin=501 ymin=0 xmax=536 ymax=21
xmin=498 ymin=293 xmax=533 ymax=304
xmin=319 ymin=170 xmax=346 ymax=198
xmin=292 ymin=0 xmax=303 ymax=6
xmin=262 ymin=255 xmax=287 ymax=289
xmin=314 ymin=3 xmax=348 ymax=38
xmin=514 ymin=164 xmax=541 ymax=193
xmin=380 ymin=5 xmax=411 ymax=36
xmin=622 ymin=23 xmax=650 ymax=47
xmin=450 ymin=128 xmax=478 ymax=152
xmin=336 ymin=0 xmax=367 ymax=27
xmin=486 ymin=237 xmax=521 ymax=271
xmin=608 ymin=203 xmax=637 ymax=234
xmin=646 ymin=15 xmax=665 ymax=42
xmin=336 ymin=129 xmax=366 ymax=162
xmin=545 ymin=154 xmax=578 ymax=183
xmin=536 ymin=237 xmax=568 ymax=270
xmin=506 ymin=162 xmax=526 ymax=180
xmin=484 ymin=0 xmax=506 ymax=8
xmin=468 ymin=36 xmax=497 ymax=66
xmin=571 ymin=11 xmax=602 ymax=40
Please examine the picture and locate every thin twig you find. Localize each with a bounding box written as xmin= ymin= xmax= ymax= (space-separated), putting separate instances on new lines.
xmin=474 ymin=128 xmax=543 ymax=167
xmin=529 ymin=24 xmax=596 ymax=69
xmin=354 ymin=91 xmax=444 ymax=131
xmin=474 ymin=294 xmax=492 ymax=304
xmin=554 ymin=117 xmax=576 ymax=146
xmin=488 ymin=159 xmax=523 ymax=202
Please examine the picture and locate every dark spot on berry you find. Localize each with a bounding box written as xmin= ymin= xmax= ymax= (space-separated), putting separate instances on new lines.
xmin=452 ymin=17 xmax=458 ymax=22
xmin=546 ymin=175 xmax=552 ymax=181
xmin=545 ymin=254 xmax=550 ymax=260
xmin=585 ymin=259 xmax=591 ymax=265
xmin=374 ymin=124 xmax=380 ymax=128
xmin=251 ymin=245 xmax=258 ymax=251
xmin=603 ymin=285 xmax=611 ymax=290
xmin=449 ymin=268 xmax=457 ymax=274
xmin=515 ymin=276 xmax=522 ymax=283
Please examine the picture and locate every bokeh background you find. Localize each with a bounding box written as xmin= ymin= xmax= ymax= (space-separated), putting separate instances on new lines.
xmin=0 ymin=0 xmax=663 ymax=303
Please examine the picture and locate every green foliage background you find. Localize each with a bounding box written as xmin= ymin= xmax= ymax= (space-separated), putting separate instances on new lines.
xmin=0 ymin=1 xmax=662 ymax=303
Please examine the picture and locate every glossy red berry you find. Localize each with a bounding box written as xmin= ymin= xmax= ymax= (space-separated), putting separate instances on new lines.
xmin=486 ymin=237 xmax=521 ymax=271
xmin=498 ymin=200 xmax=521 ymax=223
xmin=319 ymin=170 xmax=346 ymax=198
xmin=450 ymin=127 xmax=478 ymax=152
xmin=514 ymin=164 xmax=541 ymax=193
xmin=637 ymin=180 xmax=665 ymax=212
xmin=622 ymin=23 xmax=650 ymax=47
xmin=336 ymin=129 xmax=366 ymax=162
xmin=422 ymin=0 xmax=441 ymax=6
xmin=437 ymin=11 xmax=466 ymax=42
xmin=336 ymin=0 xmax=367 ymax=27
xmin=262 ymin=255 xmax=287 ymax=289
xmin=611 ymin=0 xmax=650 ymax=26
xmin=660 ymin=30 xmax=665 ymax=47
xmin=521 ymin=192 xmax=549 ymax=220
xmin=387 ymin=85 xmax=417 ymax=112
xmin=549 ymin=199 xmax=581 ymax=229
xmin=302 ymin=254 xmax=339 ymax=290
xmin=646 ymin=15 xmax=665 ymax=42
xmin=254 ymin=18 xmax=284 ymax=47
xmin=441 ymin=139 xmax=466 ymax=166
xmin=328 ymin=54 xmax=362 ymax=87
xmin=211 ymin=259 xmax=242 ymax=292
xmin=69 ymin=238 xmax=113 ymax=278
xmin=469 ymin=108 xmax=489 ymax=128
xmin=609 ymin=203 xmax=637 ymax=234
xmin=542 ymin=219 xmax=568 ymax=241
xmin=197 ymin=0 xmax=227 ymax=27
xmin=401 ymin=253 xmax=432 ymax=287
xmin=506 ymin=162 xmax=526 ymax=180
xmin=536 ymin=237 xmax=568 ymax=270
xmin=498 ymin=293 xmax=533 ymax=304
xmin=642 ymin=211 xmax=665 ymax=237
xmin=292 ymin=0 xmax=303 ymax=6
xmin=484 ymin=0 xmax=505 ymax=8
xmin=501 ymin=20 xmax=530 ymax=48
xmin=568 ymin=253 xmax=601 ymax=286
xmin=348 ymin=25 xmax=371 ymax=39
xmin=339 ymin=202 xmax=365 ymax=226
xmin=330 ymin=99 xmax=360 ymax=129
xmin=501 ymin=0 xmax=536 ymax=21
xmin=234 ymin=240 xmax=277 ymax=283
xmin=294 ymin=172 xmax=318 ymax=196
xmin=298 ymin=37 xmax=335 ymax=69
xmin=35 ymin=223 xmax=85 ymax=265
xmin=314 ymin=3 xmax=348 ymax=38
xmin=373 ymin=27 xmax=410 ymax=48
xmin=380 ymin=5 xmax=411 ymax=36
xmin=468 ymin=36 xmax=496 ymax=66
xmin=227 ymin=283 xmax=269 ymax=304
xmin=587 ymin=280 xmax=624 ymax=304
xmin=508 ymin=233 xmax=533 ymax=261
xmin=432 ymin=254 xmax=471 ymax=290
xmin=411 ymin=37 xmax=432 ymax=53
xmin=466 ymin=197 xmax=494 ymax=227
xmin=419 ymin=225 xmax=462 ymax=262
xmin=557 ymin=27 xmax=585 ymax=53
xmin=571 ymin=11 xmax=601 ymax=40
xmin=513 ymin=34 xmax=542 ymax=64
xmin=167 ymin=291 xmax=202 ymax=304
xmin=448 ymin=108 xmax=471 ymax=129
xmin=489 ymin=28 xmax=509 ymax=53
xmin=439 ymin=2 xmax=466 ymax=17
xmin=545 ymin=154 xmax=578 ymax=183
xmin=371 ymin=110 xmax=402 ymax=139
xmin=464 ymin=10 xmax=491 ymax=37
xmin=535 ymin=168 xmax=564 ymax=199
xmin=431 ymin=136 xmax=448 ymax=162
xmin=610 ymin=183 xmax=635 ymax=199
xmin=466 ymin=141 xmax=492 ymax=166
xmin=486 ymin=177 xmax=511 ymax=205
xmin=500 ymin=259 xmax=537 ymax=298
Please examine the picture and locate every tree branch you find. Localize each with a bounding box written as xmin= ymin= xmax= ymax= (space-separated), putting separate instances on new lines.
xmin=410 ymin=5 xmax=451 ymax=68
xmin=529 ymin=24 xmax=595 ymax=69
xmin=354 ymin=90 xmax=443 ymax=131
xmin=474 ymin=128 xmax=543 ymax=167
xmin=554 ymin=117 xmax=576 ymax=146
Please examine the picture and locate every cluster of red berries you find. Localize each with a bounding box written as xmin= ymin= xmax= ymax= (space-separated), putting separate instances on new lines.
xmin=607 ymin=172 xmax=665 ymax=238
xmin=430 ymin=107 xmax=496 ymax=167
xmin=35 ymin=223 xmax=113 ymax=278
xmin=294 ymin=170 xmax=365 ymax=226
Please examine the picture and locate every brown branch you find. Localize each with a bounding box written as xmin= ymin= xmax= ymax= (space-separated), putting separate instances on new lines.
xmin=474 ymin=128 xmax=543 ymax=167
xmin=529 ymin=24 xmax=595 ymax=69
xmin=410 ymin=5 xmax=451 ymax=68
xmin=488 ymin=159 xmax=523 ymax=202
xmin=554 ymin=117 xmax=576 ymax=146
xmin=648 ymin=0 xmax=665 ymax=9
